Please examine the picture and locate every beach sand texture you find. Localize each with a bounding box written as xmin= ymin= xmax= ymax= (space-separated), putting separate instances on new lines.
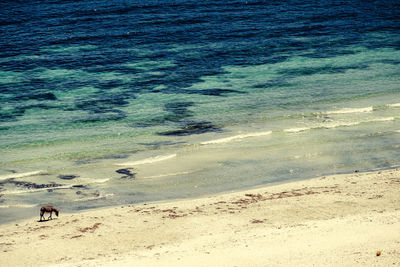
xmin=0 ymin=169 xmax=399 ymax=267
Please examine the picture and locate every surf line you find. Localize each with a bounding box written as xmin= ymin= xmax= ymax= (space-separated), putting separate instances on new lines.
xmin=115 ymin=154 xmax=177 ymax=167
xmin=201 ymin=131 xmax=272 ymax=145
xmin=326 ymin=106 xmax=373 ymax=115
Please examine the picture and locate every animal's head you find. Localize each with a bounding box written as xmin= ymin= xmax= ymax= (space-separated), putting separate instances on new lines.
xmin=55 ymin=209 xmax=59 ymax=217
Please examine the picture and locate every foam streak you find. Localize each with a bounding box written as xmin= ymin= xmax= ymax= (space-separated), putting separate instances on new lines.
xmin=326 ymin=107 xmax=373 ymax=115
xmin=116 ymin=154 xmax=177 ymax=166
xmin=201 ymin=131 xmax=272 ymax=145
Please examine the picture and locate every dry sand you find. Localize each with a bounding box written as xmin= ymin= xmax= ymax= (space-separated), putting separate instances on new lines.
xmin=0 ymin=169 xmax=399 ymax=266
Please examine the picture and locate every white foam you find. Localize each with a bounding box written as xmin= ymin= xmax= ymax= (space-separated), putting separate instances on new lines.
xmin=323 ymin=121 xmax=360 ymax=129
xmin=323 ymin=117 xmax=395 ymax=129
xmin=388 ymin=103 xmax=400 ymax=108
xmin=326 ymin=107 xmax=373 ymax=115
xmin=92 ymin=178 xmax=110 ymax=184
xmin=74 ymin=178 xmax=110 ymax=185
xmin=0 ymin=204 xmax=37 ymax=209
xmin=284 ymin=127 xmax=311 ymax=133
xmin=201 ymin=131 xmax=272 ymax=145
xmin=0 ymin=170 xmax=45 ymax=181
xmin=116 ymin=154 xmax=177 ymax=166
xmin=373 ymin=117 xmax=395 ymax=122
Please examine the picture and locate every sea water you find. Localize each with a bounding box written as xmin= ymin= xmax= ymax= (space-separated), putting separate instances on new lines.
xmin=0 ymin=0 xmax=399 ymax=223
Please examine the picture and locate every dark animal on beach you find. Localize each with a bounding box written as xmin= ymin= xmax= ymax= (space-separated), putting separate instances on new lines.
xmin=40 ymin=206 xmax=59 ymax=221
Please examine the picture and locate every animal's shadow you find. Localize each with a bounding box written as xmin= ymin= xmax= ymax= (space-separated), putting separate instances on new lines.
xmin=37 ymin=218 xmax=57 ymax=223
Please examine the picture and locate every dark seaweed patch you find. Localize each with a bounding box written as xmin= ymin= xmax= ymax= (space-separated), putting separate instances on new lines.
xmin=163 ymin=101 xmax=194 ymax=122
xmin=129 ymin=101 xmax=196 ymax=126
xmin=116 ymin=168 xmax=136 ymax=179
xmin=109 ymin=154 xmax=130 ymax=159
xmin=158 ymin=121 xmax=221 ymax=136
xmin=188 ymin=88 xmax=245 ymax=96
xmin=23 ymin=103 xmax=58 ymax=110
xmin=162 ymin=113 xmax=189 ymax=123
xmin=278 ymin=62 xmax=370 ymax=77
xmin=133 ymin=116 xmax=166 ymax=127
xmin=72 ymin=185 xmax=86 ymax=188
xmin=30 ymin=93 xmax=57 ymax=100
xmin=253 ymin=80 xmax=294 ymax=88
xmin=140 ymin=141 xmax=185 ymax=148
xmin=277 ymin=66 xmax=351 ymax=76
xmin=98 ymin=153 xmax=131 ymax=160
xmin=0 ymin=107 xmax=25 ymax=122
xmin=74 ymin=91 xmax=134 ymax=119
xmin=5 ymin=179 xmax=62 ymax=189
xmin=75 ymin=98 xmax=129 ymax=112
xmin=72 ymin=110 xmax=126 ymax=123
xmin=376 ymin=59 xmax=400 ymax=65
xmin=97 ymin=80 xmax=126 ymax=90
xmin=0 ymin=113 xmax=17 ymax=122
xmin=58 ymin=174 xmax=79 ymax=180
xmin=164 ymin=101 xmax=194 ymax=114
xmin=13 ymin=92 xmax=57 ymax=101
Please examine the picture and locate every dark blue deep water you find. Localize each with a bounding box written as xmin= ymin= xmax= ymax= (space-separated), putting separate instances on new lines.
xmin=0 ymin=0 xmax=399 ymax=223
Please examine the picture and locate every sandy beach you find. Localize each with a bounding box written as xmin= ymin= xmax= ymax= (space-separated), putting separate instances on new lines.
xmin=0 ymin=168 xmax=399 ymax=267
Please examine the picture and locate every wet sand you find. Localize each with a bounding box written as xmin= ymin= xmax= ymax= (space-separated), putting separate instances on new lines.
xmin=0 ymin=169 xmax=399 ymax=266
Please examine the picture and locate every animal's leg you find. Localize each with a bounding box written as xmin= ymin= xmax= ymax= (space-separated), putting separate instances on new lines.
xmin=40 ymin=211 xmax=44 ymax=221
xmin=48 ymin=211 xmax=52 ymax=220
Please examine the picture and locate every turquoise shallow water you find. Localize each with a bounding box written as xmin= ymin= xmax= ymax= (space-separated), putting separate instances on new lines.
xmin=0 ymin=0 xmax=399 ymax=223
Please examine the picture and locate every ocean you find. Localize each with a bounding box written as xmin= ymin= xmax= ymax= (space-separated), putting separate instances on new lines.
xmin=1 ymin=0 xmax=399 ymax=223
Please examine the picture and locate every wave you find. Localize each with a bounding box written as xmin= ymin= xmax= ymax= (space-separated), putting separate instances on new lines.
xmin=0 ymin=204 xmax=37 ymax=209
xmin=369 ymin=117 xmax=395 ymax=122
xmin=284 ymin=127 xmax=311 ymax=133
xmin=326 ymin=107 xmax=373 ymax=115
xmin=115 ymin=154 xmax=177 ymax=166
xmin=201 ymin=131 xmax=272 ymax=145
xmin=0 ymin=170 xmax=45 ymax=181
xmin=283 ymin=117 xmax=395 ymax=134
xmin=322 ymin=117 xmax=395 ymax=129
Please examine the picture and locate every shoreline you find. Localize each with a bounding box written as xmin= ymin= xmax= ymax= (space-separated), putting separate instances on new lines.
xmin=0 ymin=167 xmax=392 ymax=227
xmin=0 ymin=168 xmax=399 ymax=266
xmin=0 ymin=166 xmax=390 ymax=227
